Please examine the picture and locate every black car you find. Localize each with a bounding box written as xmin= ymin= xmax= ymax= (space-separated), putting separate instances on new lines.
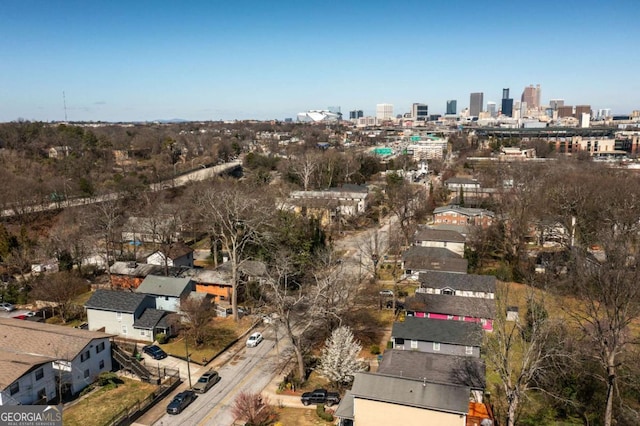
xmin=142 ymin=345 xmax=167 ymax=360
xmin=166 ymin=390 xmax=196 ymax=415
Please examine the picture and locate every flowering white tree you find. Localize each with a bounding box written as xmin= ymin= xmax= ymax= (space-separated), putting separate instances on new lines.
xmin=318 ymin=326 xmax=366 ymax=387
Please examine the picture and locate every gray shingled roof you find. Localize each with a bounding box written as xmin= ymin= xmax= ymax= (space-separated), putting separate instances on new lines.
xmin=392 ymin=316 xmax=483 ymax=347
xmin=378 ymin=350 xmax=486 ymax=390
xmin=334 ymin=391 xmax=354 ymax=420
xmin=0 ymin=318 xmax=114 ymax=361
xmin=133 ymin=308 xmax=168 ymax=329
xmin=406 ymin=293 xmax=496 ymax=319
xmin=0 ymin=350 xmax=55 ymax=390
xmin=109 ymin=261 xmax=167 ymax=277
xmin=403 ymin=246 xmax=462 ymax=260
xmin=85 ymin=289 xmax=151 ymax=313
xmin=136 ymin=275 xmax=193 ymax=297
xmin=418 ymin=271 xmax=496 ymax=293
xmin=413 ymin=228 xmax=466 ymax=243
xmin=350 ymin=372 xmax=470 ymax=415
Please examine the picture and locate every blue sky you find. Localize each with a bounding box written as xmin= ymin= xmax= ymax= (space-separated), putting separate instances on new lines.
xmin=1 ymin=0 xmax=639 ymax=122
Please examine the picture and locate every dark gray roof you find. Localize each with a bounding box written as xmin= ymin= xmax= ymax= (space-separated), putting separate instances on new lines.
xmin=406 ymin=293 xmax=496 ymax=320
xmin=334 ymin=391 xmax=354 ymax=420
xmin=136 ymin=275 xmax=193 ymax=297
xmin=392 ymin=316 xmax=483 ymax=347
xmin=413 ymin=228 xmax=466 ymax=243
xmin=403 ymin=246 xmax=462 ymax=261
xmin=378 ymin=350 xmax=486 ymax=390
xmin=350 ymin=372 xmax=470 ymax=415
xmin=133 ymin=308 xmax=168 ymax=329
xmin=403 ymin=247 xmax=468 ymax=274
xmin=85 ymin=289 xmax=151 ymax=313
xmin=418 ymin=271 xmax=496 ymax=293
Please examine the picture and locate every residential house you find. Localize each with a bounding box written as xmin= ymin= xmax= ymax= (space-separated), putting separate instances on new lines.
xmin=85 ymin=289 xmax=172 ymax=342
xmin=146 ymin=241 xmax=194 ymax=268
xmin=47 ymin=146 xmax=71 ymax=159
xmin=181 ymin=260 xmax=267 ymax=301
xmin=405 ymin=293 xmax=496 ymax=331
xmin=135 ymin=275 xmax=194 ymax=312
xmin=445 ymin=177 xmax=480 ymax=194
xmin=0 ymin=351 xmax=55 ymax=405
xmin=413 ymin=228 xmax=465 ymax=257
xmin=402 ymin=247 xmax=468 ymax=278
xmin=416 ymin=271 xmax=495 ymax=299
xmin=335 ymin=373 xmax=470 ymax=426
xmin=378 ymin=350 xmax=486 ymax=402
xmin=391 ymin=317 xmax=482 ymax=357
xmin=433 ymin=205 xmax=494 ymax=229
xmin=30 ymin=259 xmax=59 ymax=274
xmin=284 ymin=185 xmax=368 ymax=225
xmin=0 ymin=318 xmax=113 ymax=400
xmin=109 ymin=261 xmax=167 ymax=289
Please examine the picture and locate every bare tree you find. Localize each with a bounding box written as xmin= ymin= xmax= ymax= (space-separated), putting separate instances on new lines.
xmin=289 ymin=152 xmax=317 ymax=191
xmin=484 ymin=283 xmax=562 ymax=426
xmin=29 ymin=272 xmax=89 ymax=323
xmin=358 ymin=227 xmax=389 ymax=280
xmin=231 ymin=392 xmax=277 ymax=426
xmin=195 ymin=180 xmax=272 ymax=320
xmin=180 ymin=295 xmax=214 ymax=347
xmin=89 ymin=198 xmax=123 ymax=283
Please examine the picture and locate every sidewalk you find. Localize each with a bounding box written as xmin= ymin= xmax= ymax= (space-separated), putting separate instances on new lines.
xmin=261 ymin=369 xmax=308 ymax=409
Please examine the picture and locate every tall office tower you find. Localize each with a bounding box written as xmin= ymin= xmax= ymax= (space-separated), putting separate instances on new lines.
xmin=446 ymin=100 xmax=457 ymax=115
xmin=549 ymin=99 xmax=565 ymax=110
xmin=469 ymin=92 xmax=483 ymax=117
xmin=376 ymin=103 xmax=394 ymax=121
xmin=412 ymin=103 xmax=429 ymax=121
xmin=520 ymin=102 xmax=528 ymax=117
xmin=349 ymin=110 xmax=364 ymax=120
xmin=486 ymin=102 xmax=497 ymax=118
xmin=521 ymin=84 xmax=541 ymax=109
xmin=501 ymin=88 xmax=514 ymax=117
xmin=575 ymin=105 xmax=592 ymax=118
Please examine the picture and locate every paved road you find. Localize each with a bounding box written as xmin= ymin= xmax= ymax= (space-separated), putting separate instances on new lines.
xmin=152 ymin=325 xmax=283 ymax=426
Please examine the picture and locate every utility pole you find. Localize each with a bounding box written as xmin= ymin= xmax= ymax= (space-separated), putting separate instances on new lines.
xmin=185 ymin=338 xmax=192 ymax=388
xmin=63 ymin=91 xmax=68 ymax=122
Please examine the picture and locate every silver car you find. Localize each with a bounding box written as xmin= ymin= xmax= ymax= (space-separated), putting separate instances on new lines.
xmin=0 ymin=303 xmax=15 ymax=312
xmin=246 ymin=332 xmax=263 ymax=348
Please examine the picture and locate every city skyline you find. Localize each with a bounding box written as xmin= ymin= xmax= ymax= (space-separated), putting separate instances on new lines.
xmin=1 ymin=0 xmax=639 ymax=122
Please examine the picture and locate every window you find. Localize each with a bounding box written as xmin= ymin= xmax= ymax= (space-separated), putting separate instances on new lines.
xmin=81 ymin=350 xmax=91 ymax=362
xmin=410 ymin=340 xmax=418 ymax=349
xmin=84 ymin=369 xmax=90 ymax=379
xmin=121 ymin=325 xmax=128 ymax=335
xmin=37 ymin=388 xmax=46 ymax=400
xmin=140 ymin=329 xmax=148 ymax=336
xmin=96 ymin=342 xmax=105 ymax=353
xmin=116 ymin=312 xmax=122 ymax=321
xmin=99 ymin=360 xmax=105 ymax=369
xmin=395 ymin=338 xmax=405 ymax=345
xmin=35 ymin=368 xmax=44 ymax=381
xmin=9 ymin=382 xmax=19 ymax=395
xmin=433 ymin=342 xmax=441 ymax=351
xmin=466 ymin=346 xmax=474 ymax=355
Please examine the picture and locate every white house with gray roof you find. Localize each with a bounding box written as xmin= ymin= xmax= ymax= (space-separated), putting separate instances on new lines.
xmin=135 ymin=275 xmax=194 ymax=312
xmin=412 ymin=228 xmax=465 ymax=257
xmin=85 ymin=289 xmax=172 ymax=342
xmin=335 ymin=372 xmax=470 ymax=426
xmin=416 ymin=271 xmax=496 ymax=299
xmin=391 ymin=317 xmax=483 ymax=357
xmin=0 ymin=318 xmax=113 ymax=401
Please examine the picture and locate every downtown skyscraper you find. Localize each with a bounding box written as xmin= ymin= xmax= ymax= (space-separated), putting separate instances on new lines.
xmin=469 ymin=92 xmax=483 ymax=117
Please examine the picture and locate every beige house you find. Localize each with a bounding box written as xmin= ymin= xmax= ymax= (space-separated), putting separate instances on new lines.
xmin=336 ymin=372 xmax=469 ymax=426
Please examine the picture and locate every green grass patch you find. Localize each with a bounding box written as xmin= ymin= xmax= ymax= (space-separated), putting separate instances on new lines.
xmin=63 ymin=377 xmax=156 ymax=426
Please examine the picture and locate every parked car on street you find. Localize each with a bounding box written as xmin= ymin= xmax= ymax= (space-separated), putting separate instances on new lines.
xmin=166 ymin=390 xmax=196 ymax=414
xmin=0 ymin=303 xmax=15 ymax=312
xmin=142 ymin=345 xmax=168 ymax=360
xmin=246 ymin=332 xmax=263 ymax=347
xmin=379 ymin=289 xmax=394 ymax=297
xmin=193 ymin=369 xmax=221 ymax=393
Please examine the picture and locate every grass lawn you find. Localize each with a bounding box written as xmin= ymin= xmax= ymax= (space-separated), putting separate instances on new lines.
xmin=273 ymin=407 xmax=335 ymax=426
xmin=63 ymin=378 xmax=156 ymax=426
xmin=160 ymin=316 xmax=253 ymax=363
